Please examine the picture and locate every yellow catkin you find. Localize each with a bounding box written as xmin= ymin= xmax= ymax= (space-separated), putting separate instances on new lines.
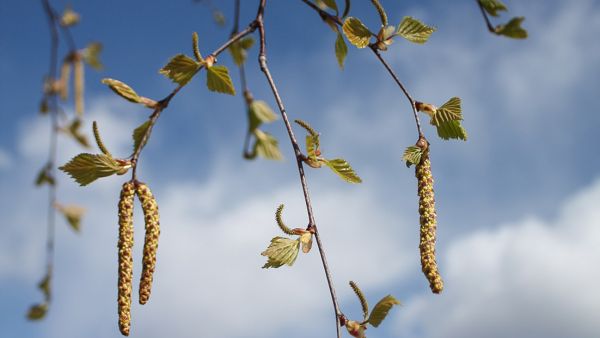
xmin=117 ymin=182 xmax=135 ymax=336
xmin=416 ymin=146 xmax=444 ymax=294
xmin=135 ymin=182 xmax=161 ymax=305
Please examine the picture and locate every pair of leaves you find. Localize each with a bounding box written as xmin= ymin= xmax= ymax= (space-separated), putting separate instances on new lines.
xmin=60 ymin=118 xmax=90 ymax=148
xmin=27 ymin=272 xmax=52 ymax=321
xmin=418 ymin=97 xmax=467 ymax=141
xmin=252 ymin=129 xmax=283 ymax=161
xmin=348 ymin=281 xmax=401 ymax=328
xmin=479 ymin=0 xmax=528 ymax=39
xmin=295 ymin=119 xmax=362 ymax=184
xmin=342 ymin=16 xmax=435 ymax=49
xmin=160 ymin=53 xmax=236 ymax=95
xmin=244 ymin=100 xmax=282 ymax=161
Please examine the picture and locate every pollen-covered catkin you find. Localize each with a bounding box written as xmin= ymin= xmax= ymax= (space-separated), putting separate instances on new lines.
xmin=135 ymin=182 xmax=160 ymax=305
xmin=117 ymin=182 xmax=135 ymax=336
xmin=416 ymin=147 xmax=444 ymax=294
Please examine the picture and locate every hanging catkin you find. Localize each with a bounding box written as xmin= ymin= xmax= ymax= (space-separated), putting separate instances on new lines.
xmin=415 ymin=140 xmax=444 ymax=294
xmin=135 ymin=182 xmax=160 ymax=305
xmin=117 ymin=182 xmax=135 ymax=336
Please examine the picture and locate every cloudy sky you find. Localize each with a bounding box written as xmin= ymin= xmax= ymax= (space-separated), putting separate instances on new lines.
xmin=1 ymin=0 xmax=599 ymax=337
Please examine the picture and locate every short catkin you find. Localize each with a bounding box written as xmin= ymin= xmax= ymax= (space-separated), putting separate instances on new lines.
xmin=135 ymin=182 xmax=160 ymax=305
xmin=117 ymin=182 xmax=135 ymax=336
xmin=416 ymin=145 xmax=444 ymax=294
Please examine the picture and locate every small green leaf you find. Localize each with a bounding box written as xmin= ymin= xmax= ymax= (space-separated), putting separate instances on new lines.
xmin=495 ymin=17 xmax=528 ymax=39
xmin=229 ymin=37 xmax=255 ymax=66
xmin=59 ymin=153 xmax=125 ymax=186
xmin=56 ymin=204 xmax=85 ymax=232
xmin=62 ymin=118 xmax=90 ymax=148
xmin=253 ymin=130 xmax=283 ymax=160
xmin=60 ymin=7 xmax=79 ymax=27
xmin=342 ymin=17 xmax=372 ymax=48
xmin=261 ymin=237 xmax=300 ymax=268
xmin=35 ymin=165 xmax=55 ymax=186
xmin=27 ymin=303 xmax=48 ymax=321
xmin=132 ymin=120 xmax=152 ymax=153
xmin=306 ymin=134 xmax=321 ymax=162
xmin=321 ymin=0 xmax=338 ymax=13
xmin=431 ymin=97 xmax=462 ymax=126
xmin=396 ymin=16 xmax=436 ymax=44
xmin=206 ymin=65 xmax=235 ymax=95
xmin=402 ymin=146 xmax=423 ymax=168
xmin=82 ymin=42 xmax=103 ymax=70
xmin=349 ymin=281 xmax=369 ymax=321
xmin=335 ymin=32 xmax=348 ymax=69
xmin=159 ymin=54 xmax=201 ymax=86
xmin=300 ymin=232 xmax=313 ymax=253
xmin=213 ymin=10 xmax=226 ymax=27
xmin=38 ymin=273 xmax=51 ymax=301
xmin=367 ymin=295 xmax=400 ymax=327
xmin=101 ymin=78 xmax=142 ymax=104
xmin=479 ymin=0 xmax=508 ymax=17
xmin=249 ymin=100 xmax=277 ymax=131
xmin=321 ymin=158 xmax=362 ymax=183
xmin=436 ymin=120 xmax=468 ymax=141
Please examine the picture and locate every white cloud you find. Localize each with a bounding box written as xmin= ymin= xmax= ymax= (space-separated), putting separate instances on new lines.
xmin=394 ymin=177 xmax=600 ymax=338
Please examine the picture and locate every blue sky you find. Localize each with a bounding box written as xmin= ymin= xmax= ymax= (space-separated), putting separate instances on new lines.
xmin=1 ymin=1 xmax=599 ymax=337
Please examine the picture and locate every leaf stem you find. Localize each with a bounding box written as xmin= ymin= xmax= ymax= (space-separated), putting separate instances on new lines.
xmin=476 ymin=0 xmax=496 ymax=33
xmin=256 ymin=1 xmax=343 ymax=337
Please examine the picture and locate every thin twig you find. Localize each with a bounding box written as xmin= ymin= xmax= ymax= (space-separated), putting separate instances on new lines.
xmin=299 ymin=0 xmax=424 ymax=137
xmin=130 ymin=19 xmax=259 ymax=181
xmin=476 ymin=0 xmax=496 ymax=32
xmin=256 ymin=1 xmax=342 ymax=336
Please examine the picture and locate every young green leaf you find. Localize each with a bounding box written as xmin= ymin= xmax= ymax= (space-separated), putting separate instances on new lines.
xmin=38 ymin=273 xmax=51 ymax=301
xmin=60 ymin=7 xmax=79 ymax=27
xmin=102 ymin=78 xmax=142 ymax=104
xmin=495 ymin=17 xmax=528 ymax=39
xmin=275 ymin=204 xmax=295 ymax=236
xmin=35 ymin=165 xmax=55 ymax=186
xmin=479 ymin=0 xmax=508 ymax=17
xmin=431 ymin=97 xmax=462 ymax=126
xmin=132 ymin=120 xmax=152 ymax=153
xmin=229 ymin=37 xmax=255 ymax=66
xmin=321 ymin=158 xmax=362 ymax=183
xmin=349 ymin=281 xmax=369 ymax=321
xmin=249 ymin=100 xmax=277 ymax=131
xmin=306 ymin=134 xmax=321 ymax=163
xmin=396 ymin=16 xmax=436 ymax=44
xmin=261 ymin=237 xmax=300 ymax=268
xmin=56 ymin=204 xmax=85 ymax=232
xmin=253 ymin=130 xmax=283 ymax=160
xmin=367 ymin=295 xmax=400 ymax=327
xmin=300 ymin=232 xmax=313 ymax=253
xmin=59 ymin=153 xmax=125 ymax=186
xmin=63 ymin=118 xmax=90 ymax=148
xmin=342 ymin=17 xmax=372 ymax=48
xmin=206 ymin=65 xmax=235 ymax=95
xmin=159 ymin=54 xmax=201 ymax=86
xmin=82 ymin=42 xmax=103 ymax=70
xmin=27 ymin=303 xmax=48 ymax=321
xmin=402 ymin=145 xmax=423 ymax=168
xmin=335 ymin=32 xmax=348 ymax=69
xmin=436 ymin=120 xmax=468 ymax=141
